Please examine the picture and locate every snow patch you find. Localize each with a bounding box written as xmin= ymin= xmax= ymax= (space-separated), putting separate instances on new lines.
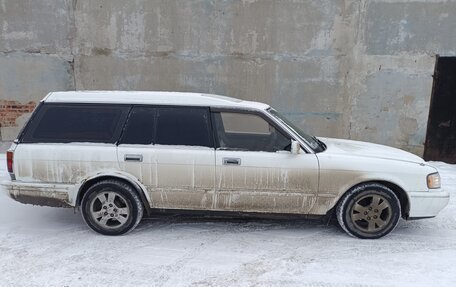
xmin=0 ymin=154 xmax=455 ymax=286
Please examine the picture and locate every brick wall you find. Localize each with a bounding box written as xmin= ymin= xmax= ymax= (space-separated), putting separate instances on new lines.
xmin=0 ymin=100 xmax=36 ymax=128
xmin=0 ymin=100 xmax=36 ymax=143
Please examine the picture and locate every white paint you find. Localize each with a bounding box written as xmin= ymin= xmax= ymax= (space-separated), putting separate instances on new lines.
xmin=44 ymin=91 xmax=270 ymax=110
xmin=321 ymin=137 xmax=424 ymax=164
xmin=117 ymin=143 xmax=215 ymax=210
xmin=317 ymin=137 xmax=449 ymax=217
xmin=215 ymin=149 xmax=319 ymax=213
xmin=12 ymin=143 xmax=121 ymax=204
xmin=408 ymin=190 xmax=450 ymax=217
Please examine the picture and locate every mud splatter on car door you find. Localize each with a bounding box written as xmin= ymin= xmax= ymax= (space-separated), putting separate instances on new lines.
xmin=214 ymin=150 xmax=319 ymax=213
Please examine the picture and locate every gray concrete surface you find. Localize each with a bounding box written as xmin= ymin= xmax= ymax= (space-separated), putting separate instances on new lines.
xmin=1 ymin=0 xmax=456 ymax=154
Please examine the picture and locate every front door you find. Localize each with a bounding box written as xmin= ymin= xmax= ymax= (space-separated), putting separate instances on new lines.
xmin=117 ymin=106 xmax=215 ymax=210
xmin=211 ymin=110 xmax=319 ymax=214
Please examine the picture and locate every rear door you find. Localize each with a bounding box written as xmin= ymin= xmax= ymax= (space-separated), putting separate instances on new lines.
xmin=117 ymin=106 xmax=215 ymax=210
xmin=212 ymin=110 xmax=319 ymax=214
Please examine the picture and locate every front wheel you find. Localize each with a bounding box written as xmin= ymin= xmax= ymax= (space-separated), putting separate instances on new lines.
xmin=81 ymin=180 xmax=144 ymax=235
xmin=336 ymin=183 xmax=401 ymax=239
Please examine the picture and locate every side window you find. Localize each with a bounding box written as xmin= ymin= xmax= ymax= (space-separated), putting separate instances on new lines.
xmin=155 ymin=107 xmax=212 ymax=147
xmin=221 ymin=112 xmax=270 ymax=134
xmin=213 ymin=112 xmax=290 ymax=152
xmin=120 ymin=107 xmax=156 ymax=145
xmin=23 ymin=104 xmax=128 ymax=143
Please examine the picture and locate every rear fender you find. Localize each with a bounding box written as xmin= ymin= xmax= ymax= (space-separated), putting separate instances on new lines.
xmin=76 ymin=170 xmax=152 ymax=214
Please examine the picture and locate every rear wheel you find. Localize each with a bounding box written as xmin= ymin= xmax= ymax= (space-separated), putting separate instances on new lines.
xmin=336 ymin=183 xmax=401 ymax=239
xmin=81 ymin=180 xmax=143 ymax=235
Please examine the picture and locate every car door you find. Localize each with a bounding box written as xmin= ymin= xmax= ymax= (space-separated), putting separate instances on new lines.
xmin=117 ymin=106 xmax=215 ymax=210
xmin=212 ymin=110 xmax=320 ymax=214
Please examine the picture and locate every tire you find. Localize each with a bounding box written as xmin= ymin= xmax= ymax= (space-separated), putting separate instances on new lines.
xmin=336 ymin=183 xmax=401 ymax=239
xmin=81 ymin=179 xmax=144 ymax=235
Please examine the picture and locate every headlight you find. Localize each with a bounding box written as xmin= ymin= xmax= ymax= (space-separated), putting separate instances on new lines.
xmin=427 ymin=172 xmax=441 ymax=189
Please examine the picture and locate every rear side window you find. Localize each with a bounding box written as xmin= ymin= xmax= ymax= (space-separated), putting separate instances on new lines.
xmin=120 ymin=107 xmax=156 ymax=145
xmin=155 ymin=107 xmax=212 ymax=147
xmin=22 ymin=104 xmax=128 ymax=143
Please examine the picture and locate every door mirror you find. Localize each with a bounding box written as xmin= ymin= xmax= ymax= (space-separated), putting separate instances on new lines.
xmin=291 ymin=140 xmax=301 ymax=154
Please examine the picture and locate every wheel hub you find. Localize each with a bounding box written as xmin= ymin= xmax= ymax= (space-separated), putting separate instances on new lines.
xmin=102 ymin=204 xmax=119 ymax=218
xmin=89 ymin=190 xmax=130 ymax=229
xmin=350 ymin=193 xmax=392 ymax=233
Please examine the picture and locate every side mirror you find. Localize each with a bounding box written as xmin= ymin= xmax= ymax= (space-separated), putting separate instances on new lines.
xmin=291 ymin=140 xmax=301 ymax=154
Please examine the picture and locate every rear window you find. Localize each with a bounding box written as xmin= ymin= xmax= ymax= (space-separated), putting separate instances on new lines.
xmin=22 ymin=104 xmax=129 ymax=143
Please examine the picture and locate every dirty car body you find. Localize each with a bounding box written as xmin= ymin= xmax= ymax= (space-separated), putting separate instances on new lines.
xmin=2 ymin=91 xmax=449 ymax=238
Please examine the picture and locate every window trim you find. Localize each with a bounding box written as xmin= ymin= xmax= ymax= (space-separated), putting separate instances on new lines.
xmin=210 ymin=107 xmax=294 ymax=152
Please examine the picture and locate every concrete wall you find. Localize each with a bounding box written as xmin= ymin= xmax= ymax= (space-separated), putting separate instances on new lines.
xmin=1 ymin=0 xmax=456 ymax=155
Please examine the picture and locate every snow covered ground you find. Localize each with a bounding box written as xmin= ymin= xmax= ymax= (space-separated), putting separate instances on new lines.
xmin=0 ymin=154 xmax=455 ymax=287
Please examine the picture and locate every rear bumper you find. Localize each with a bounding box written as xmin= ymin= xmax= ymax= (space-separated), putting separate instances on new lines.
xmin=408 ymin=190 xmax=450 ymax=218
xmin=1 ymin=180 xmax=74 ymax=208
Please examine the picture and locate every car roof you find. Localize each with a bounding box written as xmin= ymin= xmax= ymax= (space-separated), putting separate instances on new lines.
xmin=43 ymin=91 xmax=270 ymax=110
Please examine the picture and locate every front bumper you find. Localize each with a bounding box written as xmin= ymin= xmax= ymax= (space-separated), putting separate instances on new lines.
xmin=408 ymin=189 xmax=450 ymax=218
xmin=1 ymin=180 xmax=74 ymax=208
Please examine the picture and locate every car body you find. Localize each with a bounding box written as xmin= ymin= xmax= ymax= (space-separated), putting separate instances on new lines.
xmin=2 ymin=91 xmax=450 ymax=238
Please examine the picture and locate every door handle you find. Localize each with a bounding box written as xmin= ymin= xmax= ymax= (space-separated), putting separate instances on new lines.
xmin=223 ymin=157 xmax=241 ymax=165
xmin=124 ymin=154 xmax=143 ymax=162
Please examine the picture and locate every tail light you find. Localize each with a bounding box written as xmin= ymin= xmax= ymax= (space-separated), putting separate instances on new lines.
xmin=7 ymin=150 xmax=13 ymax=173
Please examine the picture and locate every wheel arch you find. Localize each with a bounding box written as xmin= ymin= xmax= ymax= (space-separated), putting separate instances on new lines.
xmin=77 ymin=173 xmax=152 ymax=215
xmin=376 ymin=180 xmax=410 ymax=219
xmin=330 ymin=180 xmax=410 ymax=220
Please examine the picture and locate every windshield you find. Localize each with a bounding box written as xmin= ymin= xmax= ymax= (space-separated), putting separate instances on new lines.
xmin=268 ymin=108 xmax=326 ymax=153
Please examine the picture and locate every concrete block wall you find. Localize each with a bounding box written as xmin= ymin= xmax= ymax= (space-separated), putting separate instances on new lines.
xmin=347 ymin=1 xmax=456 ymax=155
xmin=0 ymin=0 xmax=75 ymax=142
xmin=1 ymin=0 xmax=455 ymax=155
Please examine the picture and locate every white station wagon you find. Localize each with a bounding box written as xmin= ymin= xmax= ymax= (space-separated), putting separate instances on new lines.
xmin=2 ymin=91 xmax=449 ymax=238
